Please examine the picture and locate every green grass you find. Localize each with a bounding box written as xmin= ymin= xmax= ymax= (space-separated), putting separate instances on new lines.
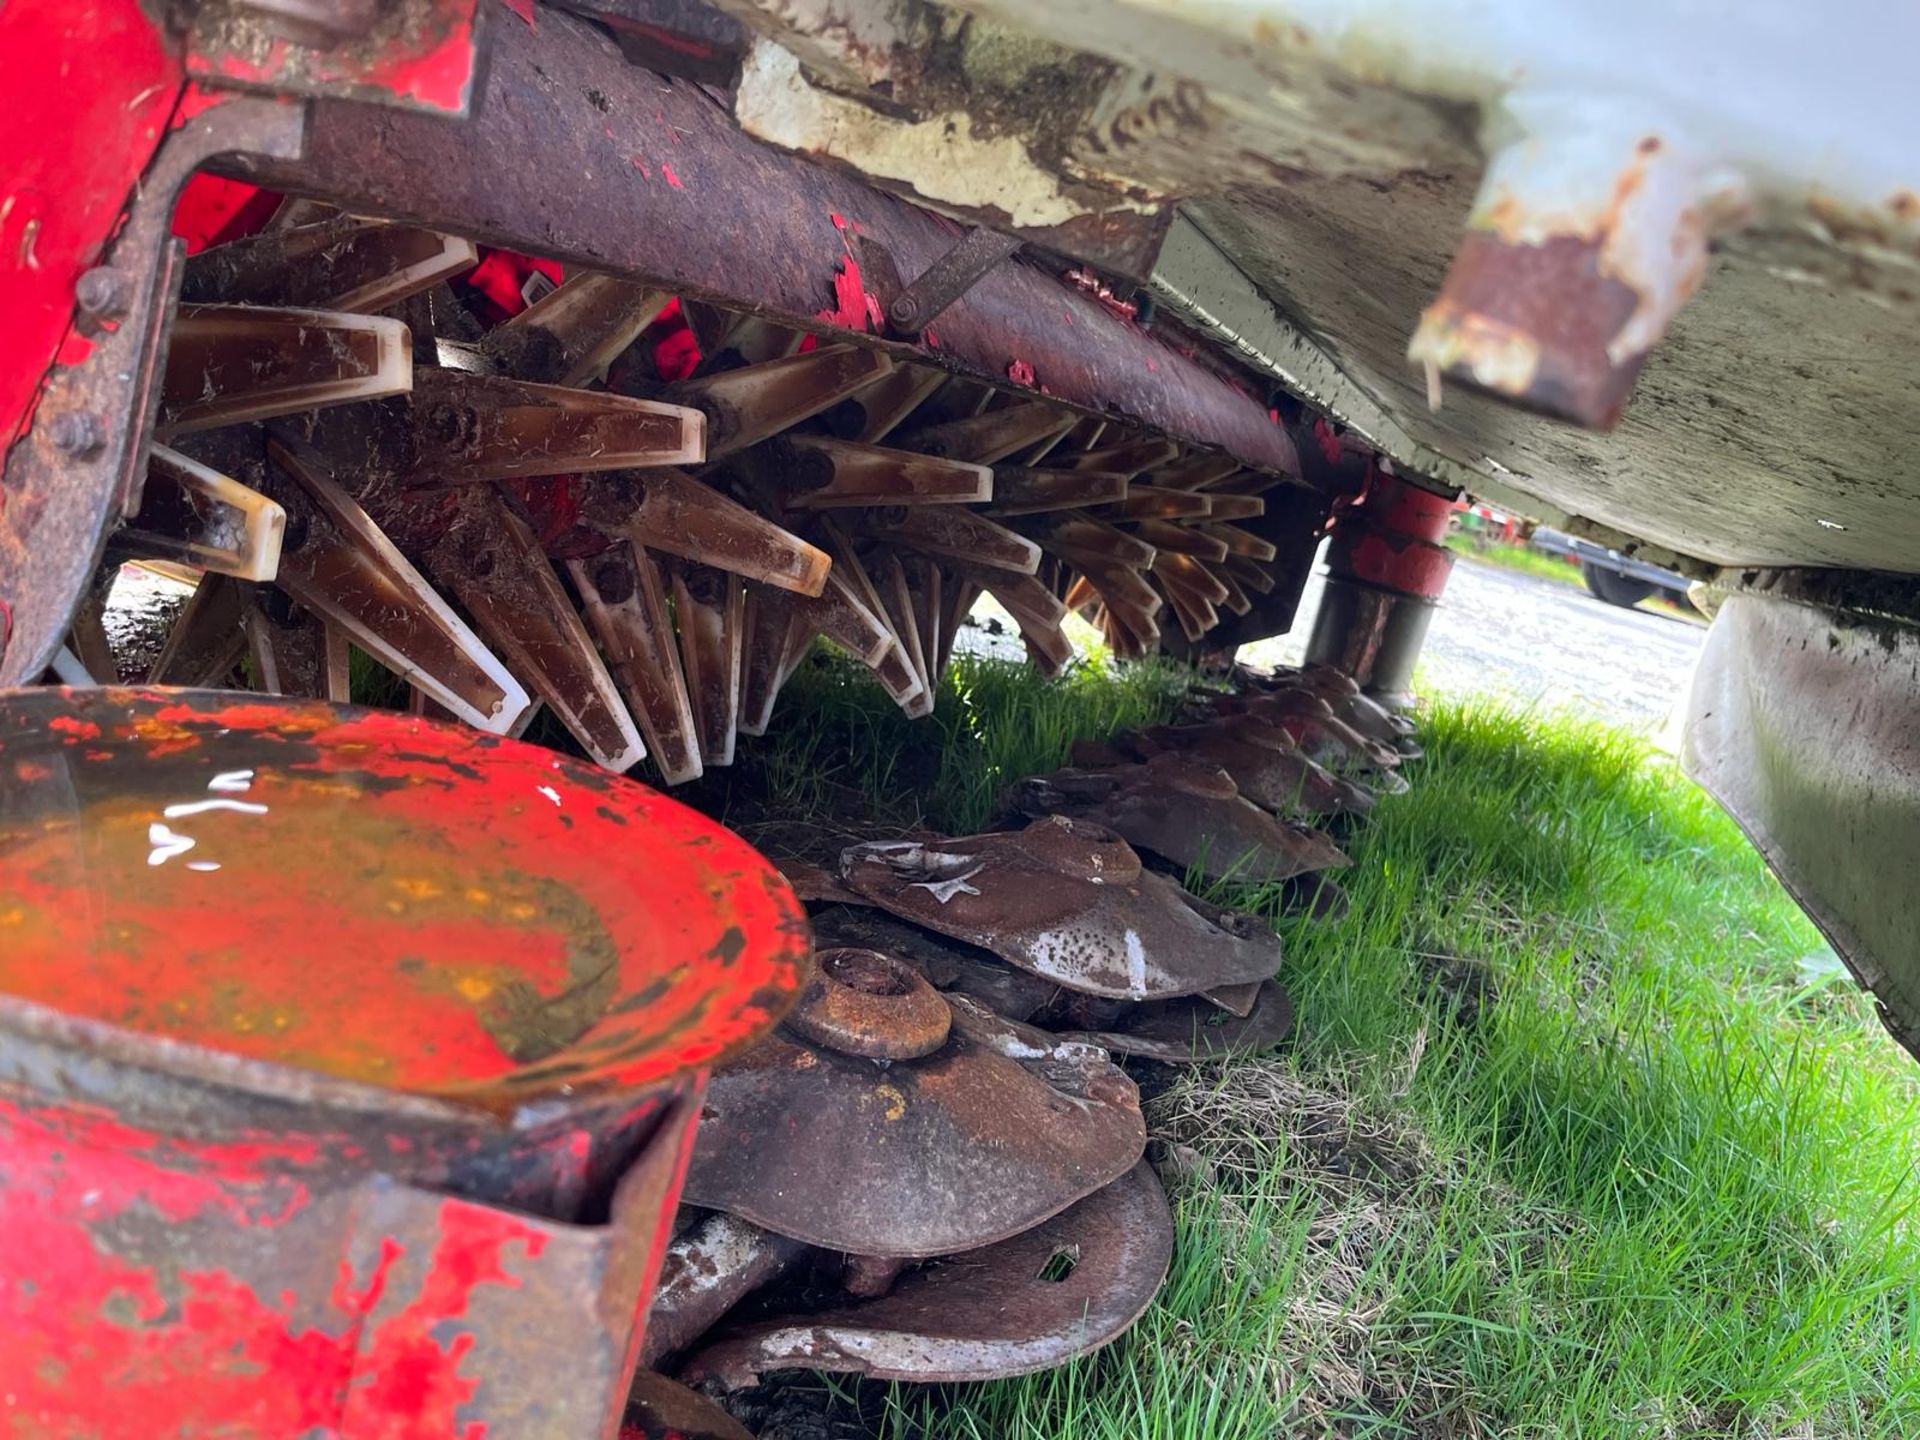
xmin=740 ymin=645 xmax=1193 ymax=834
xmin=1446 ymin=533 xmax=1588 ymax=589
xmin=743 ymin=655 xmax=1920 ymax=1439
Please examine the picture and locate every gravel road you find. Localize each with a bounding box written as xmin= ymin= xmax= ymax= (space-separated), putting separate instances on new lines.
xmin=1242 ymin=553 xmax=1709 ymax=734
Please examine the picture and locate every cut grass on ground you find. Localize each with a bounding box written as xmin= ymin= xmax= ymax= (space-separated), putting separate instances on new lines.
xmin=736 ymin=652 xmax=1920 ymax=1439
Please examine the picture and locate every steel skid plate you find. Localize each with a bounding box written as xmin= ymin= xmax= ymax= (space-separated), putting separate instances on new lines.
xmin=838 ymin=816 xmax=1285 ymax=1001
xmin=1005 ymin=752 xmax=1352 ymax=886
xmin=685 ymin=1160 xmax=1175 ymax=1388
xmin=0 ymin=686 xmax=810 ymax=1436
xmin=1684 ymin=586 xmax=1920 ymax=1060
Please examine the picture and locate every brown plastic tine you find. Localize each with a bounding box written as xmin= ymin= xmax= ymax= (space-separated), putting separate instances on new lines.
xmin=1082 ymin=561 xmax=1164 ymax=620
xmin=1105 ymin=486 xmax=1213 ymax=521
xmin=794 ymin=570 xmax=893 ymax=668
xmin=321 ymin=620 xmax=352 ymax=700
xmin=120 ymin=446 xmax=286 ymax=581
xmin=1134 ymin=519 xmax=1231 ymax=563
xmin=828 ymin=363 xmax=948 ymax=444
xmin=1067 ymin=436 xmax=1182 ymax=478
xmin=568 ymin=543 xmax=703 ymax=784
xmin=984 ymin=466 xmax=1129 ymax=516
xmin=407 ymin=370 xmax=704 ymax=484
xmin=427 ymin=490 xmax=645 ymax=772
xmin=1020 ymin=610 xmax=1075 ymax=676
xmin=781 ymin=435 xmax=991 ymax=509
xmin=183 ymin=217 xmax=478 ymax=314
xmin=664 ymin=342 xmax=892 ymax=458
xmin=816 ymin=522 xmax=926 ymax=708
xmin=739 ymin=587 xmax=804 ymax=737
xmin=852 ymin=507 xmax=1040 ymax=574
xmin=66 ymin=590 xmax=117 ymax=685
xmin=1028 ymin=514 xmax=1157 ymax=573
xmin=1155 ymin=451 xmax=1242 ymax=491
xmin=907 ymin=556 xmax=943 ymax=691
xmin=1156 ymin=549 xmax=1231 ymax=609
xmin=1204 ymin=492 xmax=1266 ymax=521
xmin=577 ymin=468 xmax=829 ymax=596
xmin=1063 ymin=573 xmax=1100 ymax=613
xmin=1203 ymin=522 xmax=1280 ymax=562
xmin=672 ymin=562 xmax=746 ymax=767
xmin=1223 ymin=553 xmax=1278 ymax=595
xmin=240 ymin=595 xmax=315 ymax=697
xmin=1060 ymin=415 xmax=1107 ymax=453
xmin=1155 ymin=573 xmax=1218 ymax=642
xmin=1205 ymin=558 xmax=1253 ymax=616
xmin=266 ymin=436 xmax=531 ymax=732
xmin=481 ymin=272 xmax=671 ymax=386
xmin=938 ymin=575 xmax=981 ymax=677
xmin=147 ymin=572 xmax=246 ymax=686
xmin=1209 ymin=469 xmax=1285 ymax=496
xmin=161 ymin=306 xmax=411 ymax=437
xmin=897 ymin=401 xmax=1076 ymax=466
xmin=881 ymin=553 xmax=934 ymax=716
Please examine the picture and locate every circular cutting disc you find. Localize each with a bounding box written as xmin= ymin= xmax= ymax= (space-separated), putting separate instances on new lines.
xmin=0 ymin=687 xmax=810 ymax=1124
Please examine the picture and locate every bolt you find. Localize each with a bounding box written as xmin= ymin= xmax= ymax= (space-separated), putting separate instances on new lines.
xmin=887 ymin=294 xmax=923 ymax=331
xmin=49 ymin=412 xmax=104 ymax=458
xmin=74 ymin=267 xmax=129 ymax=323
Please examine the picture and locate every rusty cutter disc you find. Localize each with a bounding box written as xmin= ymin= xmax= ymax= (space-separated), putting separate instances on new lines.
xmin=1005 ymin=752 xmax=1352 ymax=886
xmin=624 ymin=1371 xmax=756 ymax=1440
xmin=837 ymin=816 xmax=1283 ymax=1001
xmin=1052 ymin=980 xmax=1295 ymax=1064
xmin=684 ymin=1160 xmax=1175 ymax=1388
xmin=808 ymin=902 xmax=1061 ymax=1022
xmin=681 ymin=993 xmax=1144 ymax=1257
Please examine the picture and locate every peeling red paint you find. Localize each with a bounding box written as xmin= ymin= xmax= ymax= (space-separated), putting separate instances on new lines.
xmin=816 ymin=252 xmax=883 ymax=333
xmin=502 ymin=0 xmax=538 ymax=29
xmin=1007 ymin=358 xmax=1036 ymax=386
xmin=0 ymin=0 xmax=181 ymax=450
xmin=661 ymin=160 xmax=684 ymax=190
xmin=184 ymin=0 xmax=483 ymax=114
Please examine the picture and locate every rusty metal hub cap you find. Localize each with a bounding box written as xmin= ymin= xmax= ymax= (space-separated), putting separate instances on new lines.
xmin=837 ymin=816 xmax=1284 ymax=1001
xmin=684 ymin=1160 xmax=1176 ymax=1388
xmin=681 ymin=986 xmax=1145 ymax=1257
xmin=785 ymin=946 xmax=952 ymax=1060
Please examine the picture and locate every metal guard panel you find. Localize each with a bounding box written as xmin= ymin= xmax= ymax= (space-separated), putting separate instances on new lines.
xmin=1683 ymin=593 xmax=1920 ymax=1058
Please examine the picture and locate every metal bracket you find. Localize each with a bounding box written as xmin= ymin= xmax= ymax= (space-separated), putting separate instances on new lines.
xmin=885 ymin=226 xmax=1024 ymax=336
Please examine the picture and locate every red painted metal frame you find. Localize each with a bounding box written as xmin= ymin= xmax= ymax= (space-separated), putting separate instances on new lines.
xmin=0 ymin=686 xmax=810 ymax=1437
xmin=244 ymin=6 xmax=1299 ymax=480
xmin=1329 ymin=473 xmax=1456 ymax=600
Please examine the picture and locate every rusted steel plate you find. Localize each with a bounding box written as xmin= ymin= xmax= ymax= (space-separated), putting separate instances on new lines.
xmin=685 ymin=1160 xmax=1174 ymax=1387
xmin=642 ymin=1211 xmax=813 ymax=1368
xmin=246 ymin=8 xmax=1299 ymax=479
xmin=183 ymin=0 xmax=488 ymax=116
xmin=1055 ymin=980 xmax=1295 ymax=1064
xmin=0 ymin=96 xmax=305 ymax=686
xmin=0 ymin=687 xmax=809 ymax=1123
xmin=1684 ymin=586 xmax=1920 ymax=1062
xmin=1005 ymin=753 xmax=1352 ymax=886
xmin=1076 ymin=717 xmax=1377 ymax=818
xmin=624 ymin=1370 xmax=757 ymax=1440
xmin=838 ymin=817 xmax=1284 ymax=1001
xmin=682 ymin=994 xmax=1143 ymax=1258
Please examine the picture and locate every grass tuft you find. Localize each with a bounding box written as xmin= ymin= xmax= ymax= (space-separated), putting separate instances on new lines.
xmin=751 ymin=659 xmax=1920 ymax=1439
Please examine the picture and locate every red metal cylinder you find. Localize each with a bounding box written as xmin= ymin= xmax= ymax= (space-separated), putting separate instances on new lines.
xmin=1307 ymin=471 xmax=1457 ymax=705
xmin=0 ymin=688 xmax=809 ymax=1438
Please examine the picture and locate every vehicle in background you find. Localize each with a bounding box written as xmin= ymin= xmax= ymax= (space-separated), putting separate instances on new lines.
xmin=1530 ymin=528 xmax=1695 ymax=610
